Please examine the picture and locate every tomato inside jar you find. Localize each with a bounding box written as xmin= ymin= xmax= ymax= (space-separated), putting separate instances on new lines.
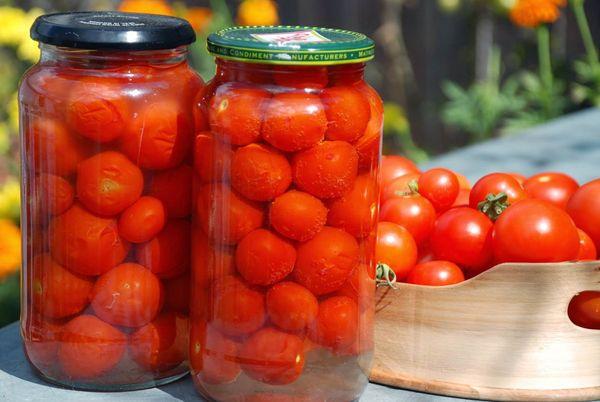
xmin=20 ymin=12 xmax=201 ymax=390
xmin=191 ymin=26 xmax=381 ymax=401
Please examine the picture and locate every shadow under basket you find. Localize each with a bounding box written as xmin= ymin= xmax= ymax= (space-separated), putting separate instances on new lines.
xmin=370 ymin=261 xmax=600 ymax=402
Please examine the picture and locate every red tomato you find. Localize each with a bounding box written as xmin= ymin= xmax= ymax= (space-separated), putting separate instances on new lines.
xmin=327 ymin=174 xmax=378 ymax=238
xmin=77 ymin=151 xmax=144 ymax=216
xmin=327 ymin=64 xmax=363 ymax=86
xmin=430 ymin=207 xmax=493 ymax=276
xmin=66 ymin=77 xmax=129 ymax=143
xmin=454 ymin=172 xmax=471 ymax=190
xmin=406 ymin=261 xmax=465 ymax=286
xmin=29 ymin=118 xmax=91 ymax=176
xmin=375 ymin=222 xmax=418 ymax=281
xmin=262 ymin=92 xmax=327 ymax=152
xmin=193 ymin=133 xmax=233 ymax=183
xmin=239 ymin=327 xmax=305 ymax=385
xmin=35 ymin=173 xmax=74 ymax=216
xmin=235 ymin=229 xmax=296 ymax=286
xmin=118 ymin=196 xmax=166 ymax=243
xmin=334 ymin=264 xmax=376 ymax=310
xmin=149 ymin=164 xmax=193 ymax=218
xmin=130 ymin=312 xmax=188 ymax=371
xmin=211 ymin=276 xmax=266 ymax=337
xmin=524 ymin=172 xmax=579 ymax=210
xmin=191 ymin=230 xmax=236 ymax=290
xmin=469 ymin=173 xmax=527 ymax=209
xmin=379 ymin=194 xmax=436 ymax=245
xmin=24 ymin=317 xmax=63 ymax=372
xmin=32 ymin=254 xmax=93 ymax=319
xmin=351 ymin=81 xmax=383 ymax=170
xmin=136 ymin=219 xmax=191 ymax=279
xmin=567 ymin=179 xmax=600 ymax=251
xmin=121 ymin=100 xmax=192 ymax=170
xmin=451 ymin=188 xmax=471 ymax=207
xmin=293 ymin=227 xmax=359 ymax=296
xmin=508 ymin=172 xmax=527 ymax=186
xmin=190 ymin=323 xmax=240 ymax=384
xmin=196 ymin=184 xmax=264 ymax=245
xmin=417 ymin=168 xmax=459 ymax=212
xmin=493 ymin=199 xmax=580 ymax=263
xmin=231 ymin=143 xmax=292 ymax=201
xmin=380 ymin=173 xmax=420 ymax=203
xmin=308 ymin=296 xmax=358 ymax=351
xmin=266 ymin=282 xmax=318 ymax=332
xmin=568 ymin=291 xmax=600 ymax=330
xmin=58 ymin=315 xmax=127 ymax=380
xmin=380 ymin=155 xmax=420 ymax=189
xmin=269 ymin=190 xmax=327 ymax=242
xmin=91 ymin=263 xmax=163 ymax=328
xmin=577 ymin=228 xmax=597 ymax=261
xmin=272 ymin=65 xmax=328 ymax=89
xmin=292 ymin=141 xmax=359 ymax=199
xmin=49 ymin=203 xmax=130 ymax=276
xmin=321 ymin=86 xmax=370 ymax=142
xmin=209 ymin=84 xmax=270 ymax=146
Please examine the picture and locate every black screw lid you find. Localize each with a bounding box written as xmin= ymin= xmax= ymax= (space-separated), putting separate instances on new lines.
xmin=31 ymin=11 xmax=196 ymax=51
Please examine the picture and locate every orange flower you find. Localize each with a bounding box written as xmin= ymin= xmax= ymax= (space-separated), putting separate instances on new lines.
xmin=509 ymin=0 xmax=566 ymax=28
xmin=237 ymin=0 xmax=279 ymax=26
xmin=0 ymin=220 xmax=21 ymax=281
xmin=118 ymin=0 xmax=175 ymax=16
xmin=184 ymin=7 xmax=213 ymax=32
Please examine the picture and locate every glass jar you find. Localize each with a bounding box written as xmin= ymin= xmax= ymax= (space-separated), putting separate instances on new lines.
xmin=19 ymin=12 xmax=202 ymax=390
xmin=190 ymin=27 xmax=381 ymax=401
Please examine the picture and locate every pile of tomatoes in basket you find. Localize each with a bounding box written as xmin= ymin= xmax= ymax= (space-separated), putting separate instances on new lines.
xmin=376 ymin=155 xmax=600 ymax=287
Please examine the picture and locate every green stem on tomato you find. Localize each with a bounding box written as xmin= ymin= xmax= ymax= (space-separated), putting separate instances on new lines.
xmin=537 ymin=25 xmax=554 ymax=118
xmin=572 ymin=0 xmax=599 ymax=66
xmin=376 ymin=263 xmax=397 ymax=289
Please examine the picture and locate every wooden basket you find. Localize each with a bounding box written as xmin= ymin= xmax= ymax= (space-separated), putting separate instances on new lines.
xmin=371 ymin=261 xmax=600 ymax=401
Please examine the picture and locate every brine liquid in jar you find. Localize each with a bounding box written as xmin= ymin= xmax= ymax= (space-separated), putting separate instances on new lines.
xmin=19 ymin=12 xmax=202 ymax=390
xmin=191 ymin=26 xmax=382 ymax=401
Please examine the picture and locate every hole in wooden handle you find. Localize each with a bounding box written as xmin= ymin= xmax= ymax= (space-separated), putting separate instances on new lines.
xmin=568 ymin=290 xmax=600 ymax=330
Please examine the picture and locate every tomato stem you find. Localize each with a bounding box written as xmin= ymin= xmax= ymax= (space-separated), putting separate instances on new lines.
xmin=408 ymin=179 xmax=419 ymax=194
xmin=375 ymin=263 xmax=397 ymax=288
xmin=477 ymin=192 xmax=509 ymax=221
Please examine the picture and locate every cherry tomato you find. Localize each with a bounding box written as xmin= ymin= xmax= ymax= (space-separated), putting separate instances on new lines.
xmin=430 ymin=207 xmax=493 ymax=276
xmin=524 ymin=172 xmax=579 ymax=210
xmin=190 ymin=323 xmax=240 ymax=384
xmin=24 ymin=317 xmax=63 ymax=372
xmin=417 ymin=168 xmax=459 ymax=212
xmin=29 ymin=118 xmax=91 ymax=176
xmin=136 ymin=219 xmax=191 ymax=279
xmin=380 ymin=173 xmax=420 ymax=203
xmin=35 ymin=173 xmax=74 ymax=216
xmin=49 ymin=203 xmax=130 ymax=276
xmin=272 ymin=65 xmax=328 ymax=89
xmin=327 ymin=174 xmax=378 ymax=238
xmin=269 ymin=190 xmax=327 ymax=242
xmin=321 ymin=86 xmax=370 ymax=142
xmin=121 ymin=100 xmax=192 ymax=170
xmin=293 ymin=227 xmax=359 ymax=296
xmin=66 ymin=77 xmax=129 ymax=143
xmin=380 ymin=155 xmax=420 ymax=189
xmin=196 ymin=184 xmax=264 ymax=245
xmin=239 ymin=327 xmax=305 ymax=385
xmin=327 ymin=64 xmax=363 ymax=86
xmin=194 ymin=132 xmax=233 ymax=183
xmin=508 ymin=172 xmax=527 ymax=186
xmin=380 ymin=194 xmax=436 ymax=245
xmin=308 ymin=296 xmax=358 ymax=351
xmin=452 ymin=188 xmax=471 ymax=208
xmin=262 ymin=92 xmax=327 ymax=152
xmin=31 ymin=254 xmax=93 ymax=319
xmin=212 ymin=276 xmax=266 ymax=337
xmin=266 ymin=282 xmax=318 ymax=332
xmin=469 ymin=173 xmax=527 ymax=209
xmin=130 ymin=312 xmax=188 ymax=371
xmin=209 ymin=84 xmax=270 ymax=146
xmin=577 ymin=228 xmax=597 ymax=261
xmin=91 ymin=262 xmax=163 ymax=328
xmin=568 ymin=291 xmax=600 ymax=330
xmin=191 ymin=230 xmax=237 ymax=290
xmin=334 ymin=264 xmax=376 ymax=309
xmin=375 ymin=222 xmax=418 ymax=281
xmin=454 ymin=172 xmax=471 ymax=190
xmin=77 ymin=151 xmax=144 ymax=216
xmin=231 ymin=143 xmax=292 ymax=202
xmin=567 ymin=179 xmax=600 ymax=250
xmin=354 ymin=82 xmax=383 ymax=170
xmin=58 ymin=315 xmax=127 ymax=380
xmin=118 ymin=196 xmax=166 ymax=243
xmin=149 ymin=164 xmax=193 ymax=218
xmin=406 ymin=261 xmax=465 ymax=286
xmin=493 ymin=199 xmax=580 ymax=263
xmin=292 ymin=141 xmax=359 ymax=199
xmin=164 ymin=272 xmax=191 ymax=313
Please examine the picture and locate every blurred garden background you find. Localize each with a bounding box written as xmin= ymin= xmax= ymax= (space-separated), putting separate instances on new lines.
xmin=0 ymin=0 xmax=598 ymax=327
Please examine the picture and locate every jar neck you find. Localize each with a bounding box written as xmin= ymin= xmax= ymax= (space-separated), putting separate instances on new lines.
xmin=39 ymin=44 xmax=189 ymax=69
